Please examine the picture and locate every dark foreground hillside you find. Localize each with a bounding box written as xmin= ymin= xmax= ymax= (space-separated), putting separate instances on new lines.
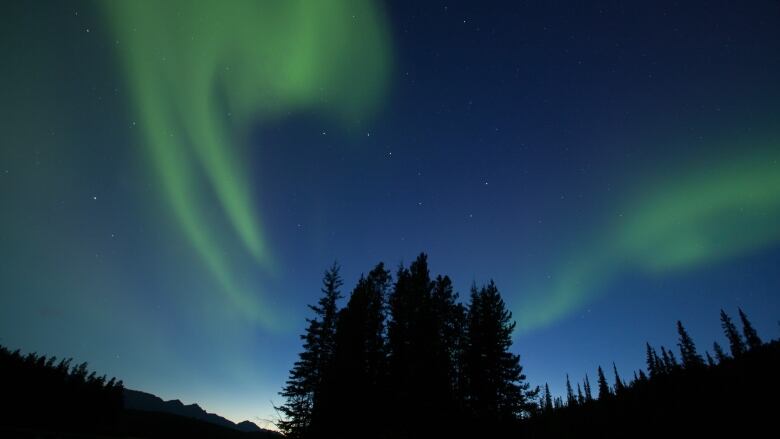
xmin=0 ymin=345 xmax=281 ymax=439
xmin=519 ymin=340 xmax=780 ymax=438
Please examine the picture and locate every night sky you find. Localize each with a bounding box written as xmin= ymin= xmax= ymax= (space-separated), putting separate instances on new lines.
xmin=2 ymin=0 xmax=780 ymax=429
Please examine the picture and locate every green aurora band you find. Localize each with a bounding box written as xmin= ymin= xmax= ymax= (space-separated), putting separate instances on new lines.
xmin=102 ymin=0 xmax=391 ymax=329
xmin=517 ymin=147 xmax=780 ymax=334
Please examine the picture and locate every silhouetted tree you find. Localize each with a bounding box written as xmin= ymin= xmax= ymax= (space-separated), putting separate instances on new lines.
xmin=583 ymin=374 xmax=593 ymax=402
xmin=713 ymin=341 xmax=728 ymax=364
xmin=738 ymin=308 xmax=762 ymax=351
xmin=720 ymin=309 xmax=746 ymax=358
xmin=660 ymin=346 xmax=673 ymax=374
xmin=576 ymin=383 xmax=585 ymax=405
xmin=677 ymin=321 xmax=704 ymax=369
xmin=597 ymin=366 xmax=611 ymax=400
xmin=668 ymin=349 xmax=680 ymax=369
xmin=387 ymin=254 xmax=436 ymax=434
xmin=542 ymin=383 xmax=553 ymax=413
xmin=612 ymin=363 xmax=625 ymax=394
xmin=705 ymin=351 xmax=715 ymax=367
xmin=320 ymin=263 xmax=390 ymax=436
xmin=566 ymin=374 xmax=576 ymax=406
xmin=278 ymin=263 xmax=342 ymax=437
xmin=464 ymin=280 xmax=538 ymax=420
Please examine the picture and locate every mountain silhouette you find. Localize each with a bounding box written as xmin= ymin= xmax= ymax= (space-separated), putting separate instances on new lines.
xmin=124 ymin=388 xmax=266 ymax=433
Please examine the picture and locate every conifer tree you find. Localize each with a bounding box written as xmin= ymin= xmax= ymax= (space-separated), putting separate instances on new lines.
xmin=321 ymin=263 xmax=390 ymax=436
xmin=638 ymin=369 xmax=648 ymax=381
xmin=720 ymin=309 xmax=746 ymax=358
xmin=387 ymin=254 xmax=434 ymax=433
xmin=668 ymin=349 xmax=680 ymax=369
xmin=464 ymin=280 xmax=538 ymax=420
xmin=612 ymin=363 xmax=625 ymax=394
xmin=583 ymin=374 xmax=593 ymax=402
xmin=738 ymin=308 xmax=762 ymax=351
xmin=566 ymin=374 xmax=576 ymax=406
xmin=278 ymin=263 xmax=342 ymax=438
xmin=597 ymin=366 xmax=611 ymax=400
xmin=646 ymin=343 xmax=659 ymax=378
xmin=576 ymin=383 xmax=584 ymax=405
xmin=713 ymin=341 xmax=728 ymax=363
xmin=705 ymin=351 xmax=715 ymax=367
xmin=660 ymin=346 xmax=672 ymax=374
xmin=542 ymin=383 xmax=553 ymax=413
xmin=676 ymin=321 xmax=704 ymax=369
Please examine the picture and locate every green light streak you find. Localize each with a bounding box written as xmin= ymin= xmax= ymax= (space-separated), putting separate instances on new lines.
xmin=517 ymin=147 xmax=780 ymax=334
xmin=102 ymin=0 xmax=391 ymax=328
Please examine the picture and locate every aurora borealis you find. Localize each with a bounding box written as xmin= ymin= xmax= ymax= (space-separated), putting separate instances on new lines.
xmin=2 ymin=0 xmax=779 ymax=428
xmin=102 ymin=0 xmax=391 ymax=329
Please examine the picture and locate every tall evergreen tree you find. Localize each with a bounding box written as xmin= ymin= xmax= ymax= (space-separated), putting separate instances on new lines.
xmin=278 ymin=263 xmax=342 ymax=438
xmin=597 ymin=366 xmax=611 ymax=400
xmin=660 ymin=346 xmax=672 ymax=374
xmin=676 ymin=321 xmax=704 ymax=369
xmin=738 ymin=308 xmax=762 ymax=351
xmin=612 ymin=363 xmax=625 ymax=394
xmin=387 ymin=254 xmax=435 ymax=434
xmin=566 ymin=374 xmax=576 ymax=406
xmin=464 ymin=280 xmax=538 ymax=420
xmin=720 ymin=309 xmax=746 ymax=358
xmin=576 ymin=383 xmax=584 ymax=405
xmin=645 ymin=343 xmax=659 ymax=378
xmin=705 ymin=351 xmax=715 ymax=367
xmin=712 ymin=341 xmax=728 ymax=363
xmin=583 ymin=374 xmax=593 ymax=402
xmin=542 ymin=383 xmax=553 ymax=413
xmin=668 ymin=349 xmax=680 ymax=369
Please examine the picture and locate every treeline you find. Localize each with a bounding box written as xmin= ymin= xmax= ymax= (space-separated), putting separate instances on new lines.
xmin=0 ymin=344 xmax=124 ymax=435
xmin=525 ymin=309 xmax=779 ymax=438
xmin=277 ymin=253 xmax=538 ymax=438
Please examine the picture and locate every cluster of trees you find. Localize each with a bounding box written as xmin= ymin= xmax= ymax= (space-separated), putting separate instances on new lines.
xmin=277 ymin=253 xmax=538 ymax=438
xmin=539 ymin=308 xmax=765 ymax=412
xmin=0 ymin=345 xmax=124 ymax=434
xmin=527 ymin=308 xmax=778 ymax=437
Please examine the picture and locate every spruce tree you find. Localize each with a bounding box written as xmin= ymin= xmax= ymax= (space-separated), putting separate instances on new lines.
xmin=321 ymin=263 xmax=390 ymax=436
xmin=597 ymin=366 xmax=611 ymax=400
xmin=612 ymin=363 xmax=625 ymax=394
xmin=705 ymin=351 xmax=715 ymax=367
xmin=676 ymin=321 xmax=704 ymax=369
xmin=583 ymin=374 xmax=593 ymax=402
xmin=660 ymin=346 xmax=672 ymax=374
xmin=387 ymin=254 xmax=434 ymax=433
xmin=668 ymin=349 xmax=680 ymax=369
xmin=278 ymin=263 xmax=342 ymax=438
xmin=646 ymin=343 xmax=659 ymax=378
xmin=576 ymin=383 xmax=584 ymax=405
xmin=464 ymin=280 xmax=538 ymax=420
xmin=720 ymin=309 xmax=746 ymax=358
xmin=738 ymin=308 xmax=762 ymax=351
xmin=542 ymin=383 xmax=553 ymax=413
xmin=713 ymin=341 xmax=728 ymax=363
xmin=566 ymin=374 xmax=576 ymax=406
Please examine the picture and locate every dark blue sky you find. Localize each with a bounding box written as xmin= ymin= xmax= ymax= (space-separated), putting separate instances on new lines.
xmin=1 ymin=0 xmax=779 ymax=427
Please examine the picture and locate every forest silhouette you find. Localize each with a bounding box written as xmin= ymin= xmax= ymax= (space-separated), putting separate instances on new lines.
xmin=1 ymin=252 xmax=778 ymax=438
xmin=277 ymin=253 xmax=780 ymax=438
